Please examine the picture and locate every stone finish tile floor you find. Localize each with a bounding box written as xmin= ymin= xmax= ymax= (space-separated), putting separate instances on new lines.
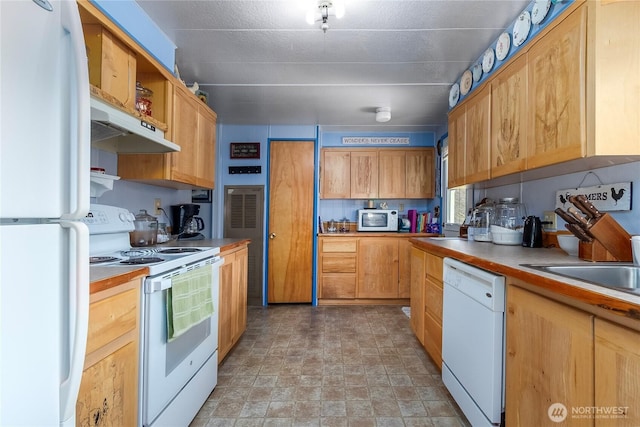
xmin=190 ymin=305 xmax=471 ymax=427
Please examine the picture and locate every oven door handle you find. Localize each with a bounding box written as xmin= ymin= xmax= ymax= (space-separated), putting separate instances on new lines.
xmin=145 ymin=276 xmax=172 ymax=294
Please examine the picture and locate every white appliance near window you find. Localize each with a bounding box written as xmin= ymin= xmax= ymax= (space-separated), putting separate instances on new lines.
xmin=0 ymin=1 xmax=90 ymax=426
xmin=84 ymin=204 xmax=223 ymax=427
xmin=442 ymin=258 xmax=506 ymax=427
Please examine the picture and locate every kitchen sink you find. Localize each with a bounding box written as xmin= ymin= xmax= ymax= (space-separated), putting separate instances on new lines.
xmin=522 ymin=263 xmax=640 ymax=295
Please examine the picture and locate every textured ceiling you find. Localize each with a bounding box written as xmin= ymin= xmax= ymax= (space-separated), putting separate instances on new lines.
xmin=136 ymin=0 xmax=530 ymax=132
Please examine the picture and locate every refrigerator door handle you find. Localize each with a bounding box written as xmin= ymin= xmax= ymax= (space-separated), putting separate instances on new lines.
xmin=60 ymin=0 xmax=90 ymax=221
xmin=58 ymin=220 xmax=90 ymax=425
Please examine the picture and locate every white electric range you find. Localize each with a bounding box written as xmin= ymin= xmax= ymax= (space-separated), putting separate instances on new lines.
xmin=83 ymin=204 xmax=223 ymax=427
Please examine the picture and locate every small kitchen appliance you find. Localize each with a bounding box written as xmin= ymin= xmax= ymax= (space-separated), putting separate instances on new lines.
xmin=83 ymin=204 xmax=222 ymax=427
xmin=522 ymin=215 xmax=543 ymax=247
xmin=357 ymin=209 xmax=398 ymax=232
xmin=130 ymin=209 xmax=159 ymax=247
xmin=171 ymin=203 xmax=205 ymax=240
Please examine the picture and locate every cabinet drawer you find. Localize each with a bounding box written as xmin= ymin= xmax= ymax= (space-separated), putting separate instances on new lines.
xmin=425 ymin=277 xmax=443 ymax=322
xmin=320 ymin=274 xmax=356 ymax=299
xmin=87 ymin=287 xmax=138 ymax=355
xmin=322 ymin=254 xmax=357 ymax=273
xmin=426 ymin=253 xmax=443 ymax=280
xmin=322 ymin=239 xmax=357 ymax=253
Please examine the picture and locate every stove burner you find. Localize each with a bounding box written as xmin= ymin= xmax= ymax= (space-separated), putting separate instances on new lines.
xmin=158 ymin=248 xmax=202 ymax=254
xmin=119 ymin=257 xmax=164 ymax=265
xmin=90 ymin=256 xmax=121 ymax=264
xmin=121 ymin=248 xmax=158 ymax=257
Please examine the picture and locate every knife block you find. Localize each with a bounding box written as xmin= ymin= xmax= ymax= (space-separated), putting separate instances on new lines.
xmin=584 ymin=213 xmax=633 ymax=262
xmin=579 ymin=240 xmax=618 ymax=262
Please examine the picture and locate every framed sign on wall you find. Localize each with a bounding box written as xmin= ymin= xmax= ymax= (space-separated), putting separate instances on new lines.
xmin=230 ymin=142 xmax=260 ymax=159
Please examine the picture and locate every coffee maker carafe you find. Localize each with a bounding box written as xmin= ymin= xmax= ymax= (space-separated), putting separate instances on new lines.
xmin=170 ymin=204 xmax=205 ymax=240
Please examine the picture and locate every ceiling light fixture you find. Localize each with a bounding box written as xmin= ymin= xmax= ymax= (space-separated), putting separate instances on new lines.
xmin=375 ymin=107 xmax=391 ymax=123
xmin=306 ymin=0 xmax=345 ymax=33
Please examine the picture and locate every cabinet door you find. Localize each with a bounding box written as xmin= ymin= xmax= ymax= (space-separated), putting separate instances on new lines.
xmin=350 ymin=151 xmax=378 ymax=199
xmin=378 ymin=150 xmax=406 ymax=199
xmin=357 ymin=238 xmax=398 ymax=298
xmin=465 ymin=85 xmax=491 ymax=183
xmin=233 ymin=247 xmax=248 ymax=342
xmin=321 ymin=149 xmax=351 ymax=198
xmin=196 ymin=106 xmax=216 ymax=189
xmin=397 ymin=238 xmax=412 ymax=298
xmin=447 ymin=106 xmax=466 ymax=188
xmin=170 ymin=85 xmax=200 ymax=185
xmin=410 ymin=246 xmax=426 ymax=344
xmin=527 ymin=6 xmax=586 ymax=169
xmin=491 ymin=55 xmax=527 ymax=178
xmin=218 ymin=251 xmax=235 ymax=362
xmin=506 ymin=285 xmax=594 ymax=426
xmin=405 ymin=148 xmax=435 ymax=198
xmin=594 ymin=319 xmax=640 ymax=427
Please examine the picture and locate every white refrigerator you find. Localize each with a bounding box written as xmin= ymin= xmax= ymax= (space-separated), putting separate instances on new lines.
xmin=0 ymin=0 xmax=90 ymax=426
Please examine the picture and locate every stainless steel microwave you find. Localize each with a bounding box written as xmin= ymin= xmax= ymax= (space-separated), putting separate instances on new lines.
xmin=357 ymin=209 xmax=399 ymax=232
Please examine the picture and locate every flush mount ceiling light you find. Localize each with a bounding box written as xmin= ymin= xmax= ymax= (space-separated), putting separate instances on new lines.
xmin=306 ymin=0 xmax=345 ymax=33
xmin=375 ymin=107 xmax=391 ymax=123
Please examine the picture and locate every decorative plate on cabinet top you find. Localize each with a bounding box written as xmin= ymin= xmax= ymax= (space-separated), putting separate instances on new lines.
xmin=531 ymin=0 xmax=552 ymax=25
xmin=460 ymin=70 xmax=473 ymax=95
xmin=449 ymin=83 xmax=460 ymax=108
xmin=495 ymin=32 xmax=511 ymax=61
xmin=472 ymin=63 xmax=483 ymax=82
xmin=482 ymin=48 xmax=495 ymax=73
xmin=512 ymin=11 xmax=531 ymax=47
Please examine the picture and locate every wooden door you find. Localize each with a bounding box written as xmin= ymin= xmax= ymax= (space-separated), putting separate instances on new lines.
xmin=506 ymin=285 xmax=594 ymax=426
xmin=527 ymin=6 xmax=586 ymax=169
xmin=594 ymin=318 xmax=640 ymax=427
xmin=267 ymin=140 xmax=314 ymax=303
xmin=491 ymin=54 xmax=527 ymax=178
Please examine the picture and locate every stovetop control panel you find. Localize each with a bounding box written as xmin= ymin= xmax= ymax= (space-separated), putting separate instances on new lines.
xmin=82 ymin=204 xmax=135 ymax=235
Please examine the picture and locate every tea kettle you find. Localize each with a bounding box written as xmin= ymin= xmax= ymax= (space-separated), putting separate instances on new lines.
xmin=522 ymin=216 xmax=543 ymax=248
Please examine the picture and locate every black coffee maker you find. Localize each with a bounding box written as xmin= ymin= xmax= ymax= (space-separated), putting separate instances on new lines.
xmin=170 ymin=204 xmax=204 ymax=240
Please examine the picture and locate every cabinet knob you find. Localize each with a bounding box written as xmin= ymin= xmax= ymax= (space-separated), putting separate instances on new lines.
xmin=269 ymin=233 xmax=276 ymax=239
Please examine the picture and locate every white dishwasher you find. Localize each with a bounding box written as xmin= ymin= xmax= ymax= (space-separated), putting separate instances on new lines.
xmin=442 ymin=257 xmax=506 ymax=427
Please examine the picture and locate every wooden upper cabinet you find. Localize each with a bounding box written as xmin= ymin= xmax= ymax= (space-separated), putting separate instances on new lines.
xmin=491 ymin=54 xmax=527 ymax=178
xmin=197 ymin=106 xmax=217 ymax=189
xmin=464 ymin=85 xmax=491 ymax=183
xmin=350 ymin=151 xmax=378 ymax=199
xmin=83 ymin=24 xmax=137 ymax=110
xmin=405 ymin=148 xmax=435 ymax=198
xmin=170 ymin=84 xmax=200 ymax=186
xmin=321 ymin=149 xmax=351 ymax=198
xmin=447 ymin=105 xmax=466 ymax=188
xmin=378 ymin=150 xmax=406 ymax=199
xmin=527 ymin=5 xmax=586 ymax=169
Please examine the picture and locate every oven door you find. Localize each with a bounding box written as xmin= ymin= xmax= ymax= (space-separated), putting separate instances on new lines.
xmin=141 ymin=257 xmax=221 ymax=425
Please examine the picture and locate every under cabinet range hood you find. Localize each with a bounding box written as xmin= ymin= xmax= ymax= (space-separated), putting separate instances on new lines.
xmin=90 ymin=96 xmax=180 ymax=153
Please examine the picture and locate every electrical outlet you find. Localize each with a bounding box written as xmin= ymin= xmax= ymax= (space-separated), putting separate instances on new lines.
xmin=154 ymin=198 xmax=162 ymax=215
xmin=399 ymin=203 xmax=404 ymax=212
xmin=543 ymin=210 xmax=557 ymax=230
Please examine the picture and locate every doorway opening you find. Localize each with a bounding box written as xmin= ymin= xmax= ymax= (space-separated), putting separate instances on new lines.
xmin=223 ymin=185 xmax=264 ymax=306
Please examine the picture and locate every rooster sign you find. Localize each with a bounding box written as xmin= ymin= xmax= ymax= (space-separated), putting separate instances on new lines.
xmin=555 ymin=182 xmax=632 ymax=212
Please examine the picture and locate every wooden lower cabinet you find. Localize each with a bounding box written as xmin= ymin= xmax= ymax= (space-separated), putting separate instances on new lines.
xmin=594 ymin=319 xmax=640 ymax=427
xmin=410 ymin=246 xmax=426 ymax=345
xmin=409 ymin=246 xmax=443 ymax=368
xmin=506 ymin=284 xmax=595 ymax=426
xmin=318 ymin=235 xmax=415 ymax=303
xmin=76 ymin=277 xmax=142 ymax=427
xmin=218 ymin=245 xmax=248 ymax=363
